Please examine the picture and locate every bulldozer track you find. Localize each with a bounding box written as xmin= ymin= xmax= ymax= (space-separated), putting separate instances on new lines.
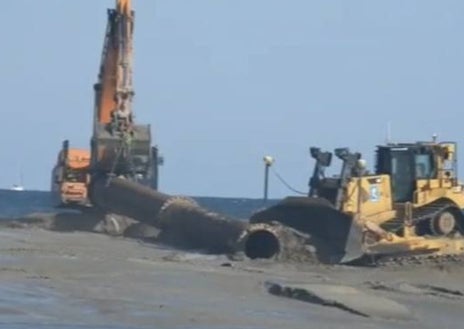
xmin=350 ymin=200 xmax=464 ymax=268
xmin=365 ymin=252 xmax=464 ymax=269
xmin=411 ymin=199 xmax=462 ymax=227
xmin=381 ymin=199 xmax=459 ymax=234
xmin=250 ymin=196 xmax=464 ymax=268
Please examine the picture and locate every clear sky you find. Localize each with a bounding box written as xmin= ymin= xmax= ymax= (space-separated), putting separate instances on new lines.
xmin=1 ymin=1 xmax=464 ymax=198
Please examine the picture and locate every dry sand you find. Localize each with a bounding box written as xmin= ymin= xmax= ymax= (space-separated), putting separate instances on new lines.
xmin=1 ymin=221 xmax=464 ymax=328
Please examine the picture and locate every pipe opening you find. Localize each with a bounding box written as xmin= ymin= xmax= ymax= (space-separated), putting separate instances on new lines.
xmin=245 ymin=230 xmax=280 ymax=259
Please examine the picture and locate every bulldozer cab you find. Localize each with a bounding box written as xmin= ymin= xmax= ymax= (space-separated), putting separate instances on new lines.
xmin=374 ymin=142 xmax=457 ymax=203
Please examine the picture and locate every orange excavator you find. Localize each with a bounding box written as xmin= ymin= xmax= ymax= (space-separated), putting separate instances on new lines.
xmin=51 ymin=0 xmax=160 ymax=209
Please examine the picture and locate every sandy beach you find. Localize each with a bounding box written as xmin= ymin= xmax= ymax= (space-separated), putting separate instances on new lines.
xmin=0 ymin=222 xmax=463 ymax=329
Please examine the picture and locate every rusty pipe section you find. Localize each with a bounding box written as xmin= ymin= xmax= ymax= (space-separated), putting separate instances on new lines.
xmin=89 ymin=177 xmax=322 ymax=261
xmin=237 ymin=221 xmax=318 ymax=263
xmin=90 ymin=176 xmax=170 ymax=224
xmin=89 ymin=177 xmax=247 ymax=253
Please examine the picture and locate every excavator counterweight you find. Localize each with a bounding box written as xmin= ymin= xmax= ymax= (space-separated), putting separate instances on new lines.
xmin=50 ymin=140 xmax=91 ymax=208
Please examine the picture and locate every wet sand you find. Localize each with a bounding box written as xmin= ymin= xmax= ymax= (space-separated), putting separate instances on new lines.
xmin=1 ymin=224 xmax=464 ymax=328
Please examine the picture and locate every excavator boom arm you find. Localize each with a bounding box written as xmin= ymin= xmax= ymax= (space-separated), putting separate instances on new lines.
xmin=117 ymin=0 xmax=132 ymax=15
xmin=90 ymin=0 xmax=154 ymax=181
xmin=94 ymin=0 xmax=134 ymax=127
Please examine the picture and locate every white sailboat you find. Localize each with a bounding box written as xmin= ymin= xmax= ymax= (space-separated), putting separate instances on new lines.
xmin=11 ymin=184 xmax=24 ymax=191
xmin=10 ymin=169 xmax=25 ymax=191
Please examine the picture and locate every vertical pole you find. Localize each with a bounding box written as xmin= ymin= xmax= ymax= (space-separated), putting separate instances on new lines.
xmin=264 ymin=163 xmax=270 ymax=202
xmin=262 ymin=155 xmax=274 ymax=203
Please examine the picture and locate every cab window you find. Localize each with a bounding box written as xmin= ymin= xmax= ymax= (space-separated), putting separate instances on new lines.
xmin=414 ymin=154 xmax=434 ymax=179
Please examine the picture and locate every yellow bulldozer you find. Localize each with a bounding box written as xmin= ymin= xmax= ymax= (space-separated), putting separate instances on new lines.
xmin=250 ymin=138 xmax=464 ymax=265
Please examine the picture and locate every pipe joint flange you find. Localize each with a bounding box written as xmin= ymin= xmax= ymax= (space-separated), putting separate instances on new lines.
xmin=236 ymin=221 xmax=282 ymax=250
xmin=157 ymin=196 xmax=199 ymax=223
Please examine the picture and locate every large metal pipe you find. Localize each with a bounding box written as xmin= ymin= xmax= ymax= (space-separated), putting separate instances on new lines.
xmin=90 ymin=176 xmax=170 ymax=224
xmin=89 ymin=177 xmax=329 ymax=262
xmin=89 ymin=177 xmax=247 ymax=253
xmin=237 ymin=222 xmax=317 ymax=263
xmin=156 ymin=197 xmax=247 ymax=253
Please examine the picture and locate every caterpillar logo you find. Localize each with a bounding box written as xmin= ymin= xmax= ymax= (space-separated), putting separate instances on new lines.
xmin=369 ymin=184 xmax=380 ymax=202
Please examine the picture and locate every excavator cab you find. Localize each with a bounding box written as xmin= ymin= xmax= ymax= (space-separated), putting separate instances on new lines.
xmin=90 ymin=123 xmax=153 ymax=179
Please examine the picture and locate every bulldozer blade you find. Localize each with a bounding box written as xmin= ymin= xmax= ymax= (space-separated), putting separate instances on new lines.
xmin=339 ymin=217 xmax=365 ymax=264
xmin=249 ymin=196 xmax=365 ymax=264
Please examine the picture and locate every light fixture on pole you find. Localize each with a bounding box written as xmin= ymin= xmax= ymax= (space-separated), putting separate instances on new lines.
xmin=263 ymin=155 xmax=275 ymax=201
